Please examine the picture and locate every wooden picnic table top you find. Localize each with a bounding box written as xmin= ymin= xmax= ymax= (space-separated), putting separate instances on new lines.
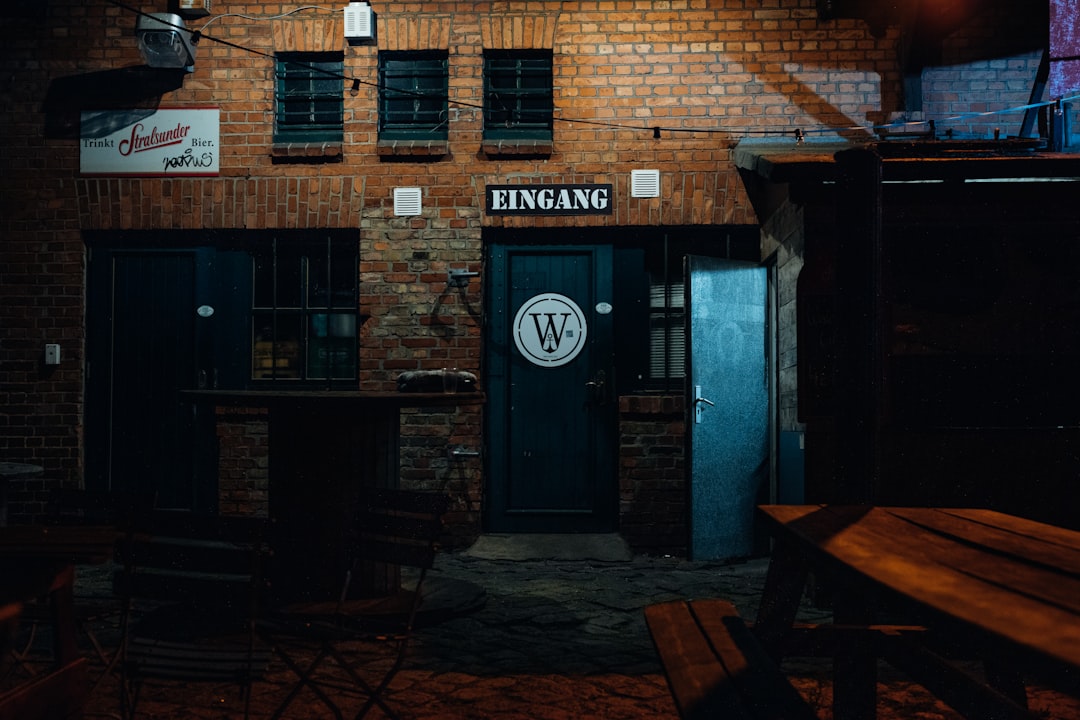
xmin=756 ymin=505 xmax=1080 ymax=674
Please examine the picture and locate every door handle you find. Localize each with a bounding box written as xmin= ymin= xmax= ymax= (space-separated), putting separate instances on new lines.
xmin=585 ymin=370 xmax=607 ymax=407
xmin=693 ymin=385 xmax=714 ymax=424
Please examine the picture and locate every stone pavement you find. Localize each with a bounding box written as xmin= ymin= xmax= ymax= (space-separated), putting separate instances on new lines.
xmin=20 ymin=541 xmax=1080 ymax=719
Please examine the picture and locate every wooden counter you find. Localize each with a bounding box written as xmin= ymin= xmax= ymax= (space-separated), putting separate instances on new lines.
xmin=185 ymin=390 xmax=484 ymax=601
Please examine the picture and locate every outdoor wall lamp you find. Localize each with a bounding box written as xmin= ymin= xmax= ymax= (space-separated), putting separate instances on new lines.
xmin=136 ymin=13 xmax=197 ymax=72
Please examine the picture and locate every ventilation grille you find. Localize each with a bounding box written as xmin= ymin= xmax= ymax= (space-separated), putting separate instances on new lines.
xmin=631 ymin=169 xmax=661 ymax=198
xmin=394 ymin=187 xmax=423 ymax=216
xmin=344 ymin=2 xmax=373 ymax=39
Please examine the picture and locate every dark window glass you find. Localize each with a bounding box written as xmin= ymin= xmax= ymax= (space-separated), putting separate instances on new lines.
xmin=483 ymin=50 xmax=553 ymax=140
xmin=251 ymin=236 xmax=358 ymax=384
xmin=378 ymin=51 xmax=449 ymax=140
xmin=275 ymin=53 xmax=344 ymax=143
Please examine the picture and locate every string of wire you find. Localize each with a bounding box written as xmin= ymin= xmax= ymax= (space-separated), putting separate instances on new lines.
xmin=108 ymin=0 xmax=1080 ymax=140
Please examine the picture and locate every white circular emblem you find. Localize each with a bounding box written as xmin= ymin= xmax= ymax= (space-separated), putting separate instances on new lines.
xmin=512 ymin=293 xmax=588 ymax=368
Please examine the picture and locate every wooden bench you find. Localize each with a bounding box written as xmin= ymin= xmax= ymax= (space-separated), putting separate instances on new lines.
xmin=644 ymin=598 xmax=818 ymax=720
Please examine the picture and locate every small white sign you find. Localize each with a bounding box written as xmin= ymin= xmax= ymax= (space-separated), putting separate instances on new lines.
xmin=80 ymin=108 xmax=220 ymax=176
xmin=513 ymin=293 xmax=588 ymax=368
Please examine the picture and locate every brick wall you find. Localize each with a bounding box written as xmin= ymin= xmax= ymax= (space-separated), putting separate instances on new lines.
xmin=0 ymin=0 xmax=1051 ymax=540
xmin=618 ymin=395 xmax=685 ymax=556
xmin=215 ymin=407 xmax=270 ymax=517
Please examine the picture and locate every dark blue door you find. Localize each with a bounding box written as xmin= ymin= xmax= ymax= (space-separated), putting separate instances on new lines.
xmin=85 ymin=245 xmax=247 ymax=511
xmin=485 ymin=245 xmax=616 ymax=532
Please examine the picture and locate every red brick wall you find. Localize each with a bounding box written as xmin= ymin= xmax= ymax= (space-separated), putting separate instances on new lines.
xmin=0 ymin=0 xmax=1049 ymax=542
xmin=619 ymin=395 xmax=686 ymax=556
xmin=215 ymin=407 xmax=270 ymax=517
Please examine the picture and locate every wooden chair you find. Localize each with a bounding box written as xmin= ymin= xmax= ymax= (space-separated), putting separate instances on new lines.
xmin=259 ymin=488 xmax=450 ymax=720
xmin=113 ymin=510 xmax=271 ymax=720
xmin=3 ymin=489 xmax=150 ymax=693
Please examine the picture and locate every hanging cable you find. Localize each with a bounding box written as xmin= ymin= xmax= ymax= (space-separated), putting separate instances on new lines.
xmin=105 ymin=0 xmax=1080 ymax=143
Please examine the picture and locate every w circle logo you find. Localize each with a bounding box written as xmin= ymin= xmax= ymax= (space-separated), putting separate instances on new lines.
xmin=512 ymin=293 xmax=588 ymax=367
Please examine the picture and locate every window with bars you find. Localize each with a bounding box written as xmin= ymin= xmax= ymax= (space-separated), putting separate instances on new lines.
xmin=251 ymin=235 xmax=358 ymax=385
xmin=274 ymin=53 xmax=344 ymax=144
xmin=378 ymin=51 xmax=449 ymax=141
xmin=483 ymin=50 xmax=553 ymax=140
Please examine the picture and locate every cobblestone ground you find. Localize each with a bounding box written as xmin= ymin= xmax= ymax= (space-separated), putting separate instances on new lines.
xmin=8 ymin=552 xmax=1079 ymax=719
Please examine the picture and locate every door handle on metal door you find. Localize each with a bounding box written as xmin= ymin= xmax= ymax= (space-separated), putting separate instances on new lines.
xmin=585 ymin=370 xmax=607 ymax=407
xmin=693 ymin=385 xmax=714 ymax=424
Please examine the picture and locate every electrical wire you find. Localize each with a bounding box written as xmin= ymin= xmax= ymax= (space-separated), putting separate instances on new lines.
xmin=197 ymin=6 xmax=337 ymax=31
xmin=107 ymin=0 xmax=1080 ymax=142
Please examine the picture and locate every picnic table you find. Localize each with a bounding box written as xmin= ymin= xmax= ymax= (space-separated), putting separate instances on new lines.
xmin=754 ymin=505 xmax=1080 ymax=720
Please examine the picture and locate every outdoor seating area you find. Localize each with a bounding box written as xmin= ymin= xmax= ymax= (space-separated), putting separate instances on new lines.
xmin=3 ymin=507 xmax=1080 ymax=719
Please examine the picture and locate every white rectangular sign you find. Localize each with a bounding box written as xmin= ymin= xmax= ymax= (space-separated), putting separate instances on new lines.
xmin=80 ymin=108 xmax=219 ymax=176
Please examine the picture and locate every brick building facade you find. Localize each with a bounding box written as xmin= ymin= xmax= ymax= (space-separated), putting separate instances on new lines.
xmin=0 ymin=0 xmax=1065 ymax=556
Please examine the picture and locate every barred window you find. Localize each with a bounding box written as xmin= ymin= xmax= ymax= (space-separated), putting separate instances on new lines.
xmin=274 ymin=53 xmax=344 ymax=144
xmin=378 ymin=51 xmax=449 ymax=141
xmin=483 ymin=50 xmax=553 ymax=141
xmin=251 ymin=235 xmax=358 ymax=385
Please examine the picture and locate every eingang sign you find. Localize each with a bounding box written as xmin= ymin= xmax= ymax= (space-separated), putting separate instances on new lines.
xmin=80 ymin=108 xmax=219 ymax=176
xmin=486 ymin=183 xmax=612 ymax=216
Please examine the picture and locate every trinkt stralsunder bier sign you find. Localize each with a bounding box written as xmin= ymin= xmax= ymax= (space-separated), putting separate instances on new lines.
xmin=80 ymin=108 xmax=219 ymax=176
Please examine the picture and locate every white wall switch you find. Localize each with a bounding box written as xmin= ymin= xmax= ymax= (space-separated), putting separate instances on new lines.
xmin=44 ymin=344 xmax=60 ymax=365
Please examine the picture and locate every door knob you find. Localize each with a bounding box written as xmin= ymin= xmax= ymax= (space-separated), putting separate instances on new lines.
xmin=693 ymin=385 xmax=714 ymax=424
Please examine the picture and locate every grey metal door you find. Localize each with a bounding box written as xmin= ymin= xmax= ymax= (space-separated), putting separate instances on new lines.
xmin=686 ymin=256 xmax=768 ymax=559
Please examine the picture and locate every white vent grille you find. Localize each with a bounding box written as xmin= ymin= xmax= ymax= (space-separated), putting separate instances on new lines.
xmin=394 ymin=187 xmax=423 ymax=216
xmin=344 ymin=2 xmax=373 ymax=40
xmin=631 ymin=169 xmax=661 ymax=198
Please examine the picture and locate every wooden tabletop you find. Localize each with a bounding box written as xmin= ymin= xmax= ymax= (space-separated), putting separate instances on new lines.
xmin=182 ymin=389 xmax=485 ymax=409
xmin=0 ymin=525 xmax=118 ymax=563
xmin=757 ymin=505 xmax=1080 ymax=672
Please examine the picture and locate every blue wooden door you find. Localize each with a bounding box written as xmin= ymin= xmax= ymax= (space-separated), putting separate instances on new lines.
xmin=485 ymin=245 xmax=616 ymax=532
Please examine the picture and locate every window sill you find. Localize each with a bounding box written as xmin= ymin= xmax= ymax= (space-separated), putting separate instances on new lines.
xmin=271 ymin=142 xmax=343 ymax=161
xmin=481 ymin=138 xmax=553 ymax=157
xmin=377 ymin=139 xmax=449 ymax=159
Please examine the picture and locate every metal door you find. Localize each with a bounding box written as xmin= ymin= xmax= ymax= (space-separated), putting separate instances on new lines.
xmin=85 ymin=247 xmax=234 ymax=510
xmin=686 ymin=256 xmax=768 ymax=559
xmin=485 ymin=245 xmax=616 ymax=532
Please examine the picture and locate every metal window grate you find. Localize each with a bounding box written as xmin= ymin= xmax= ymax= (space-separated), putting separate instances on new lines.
xmin=379 ymin=51 xmax=449 ymax=140
xmin=251 ymin=234 xmax=358 ymax=386
xmin=483 ymin=50 xmax=553 ymax=140
xmin=275 ymin=53 xmax=344 ymax=144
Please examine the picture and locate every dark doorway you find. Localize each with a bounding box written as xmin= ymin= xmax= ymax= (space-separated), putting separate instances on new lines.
xmin=485 ymin=243 xmax=617 ymax=532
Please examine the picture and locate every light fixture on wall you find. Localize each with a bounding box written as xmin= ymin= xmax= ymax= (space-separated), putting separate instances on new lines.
xmin=344 ymin=1 xmax=375 ymax=44
xmin=631 ymin=169 xmax=661 ymax=198
xmin=135 ymin=13 xmax=197 ymax=72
